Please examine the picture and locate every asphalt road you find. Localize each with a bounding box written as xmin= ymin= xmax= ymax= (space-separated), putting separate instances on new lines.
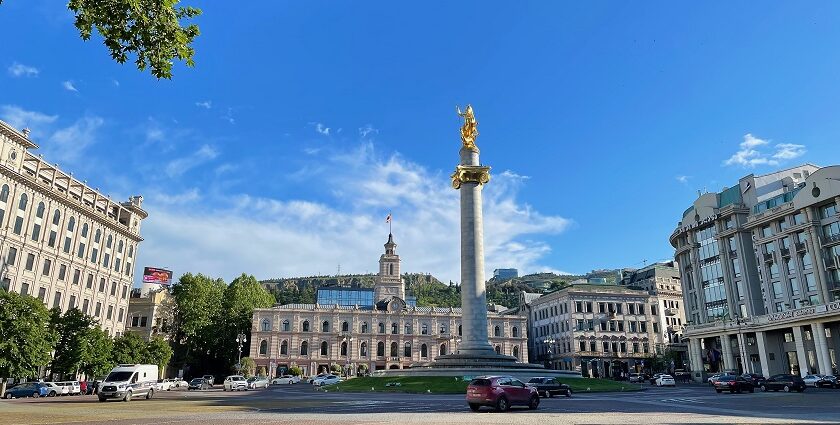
xmin=2 ymin=381 xmax=839 ymax=424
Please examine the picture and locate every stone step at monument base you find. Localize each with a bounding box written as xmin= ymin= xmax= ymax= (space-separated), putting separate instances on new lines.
xmin=372 ymin=362 xmax=582 ymax=383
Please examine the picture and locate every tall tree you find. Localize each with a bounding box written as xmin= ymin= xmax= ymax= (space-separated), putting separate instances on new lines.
xmin=218 ymin=274 xmax=275 ymax=364
xmin=145 ymin=337 xmax=173 ymax=376
xmin=0 ymin=0 xmax=201 ymax=79
xmin=171 ymin=273 xmax=226 ymax=373
xmin=0 ymin=291 xmax=56 ymax=379
xmin=80 ymin=327 xmax=114 ymax=378
xmin=112 ymin=332 xmax=148 ymax=364
xmin=50 ymin=308 xmax=98 ymax=377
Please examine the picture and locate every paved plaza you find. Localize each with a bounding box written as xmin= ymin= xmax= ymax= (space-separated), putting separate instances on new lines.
xmin=1 ymin=383 xmax=839 ymax=425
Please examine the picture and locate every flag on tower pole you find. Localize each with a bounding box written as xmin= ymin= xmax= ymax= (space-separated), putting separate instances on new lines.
xmin=386 ymin=212 xmax=392 ymax=233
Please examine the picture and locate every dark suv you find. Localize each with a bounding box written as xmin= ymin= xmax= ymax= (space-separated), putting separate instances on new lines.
xmin=466 ymin=376 xmax=540 ymax=412
xmin=526 ymin=377 xmax=572 ymax=398
xmin=741 ymin=373 xmax=766 ymax=387
xmin=760 ymin=374 xmax=806 ymax=393
xmin=713 ymin=375 xmax=754 ymax=393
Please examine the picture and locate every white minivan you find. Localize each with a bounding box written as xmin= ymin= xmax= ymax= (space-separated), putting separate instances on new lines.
xmin=98 ymin=364 xmax=159 ymax=402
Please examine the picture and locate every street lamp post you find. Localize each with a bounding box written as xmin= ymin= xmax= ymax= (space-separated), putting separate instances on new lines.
xmin=235 ymin=333 xmax=247 ymax=375
xmin=543 ymin=338 xmax=556 ymax=369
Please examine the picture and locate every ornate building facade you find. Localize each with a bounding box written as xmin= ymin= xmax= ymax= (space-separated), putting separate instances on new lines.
xmin=249 ymin=233 xmax=529 ymax=377
xmin=0 ymin=120 xmax=146 ymax=336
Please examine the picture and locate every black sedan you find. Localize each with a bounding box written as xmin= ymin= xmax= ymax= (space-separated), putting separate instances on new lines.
xmin=713 ymin=375 xmax=754 ymax=393
xmin=760 ymin=374 xmax=806 ymax=392
xmin=188 ymin=378 xmax=211 ymax=390
xmin=816 ymin=375 xmax=839 ymax=389
xmin=741 ymin=373 xmax=766 ymax=386
xmin=526 ymin=377 xmax=572 ymax=398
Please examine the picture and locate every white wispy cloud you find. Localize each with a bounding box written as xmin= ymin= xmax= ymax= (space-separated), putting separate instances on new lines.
xmin=312 ymin=122 xmax=330 ymax=136
xmin=222 ymin=107 xmax=235 ymax=124
xmin=359 ymin=124 xmax=378 ymax=138
xmin=676 ymin=175 xmax=690 ymax=184
xmin=62 ymin=80 xmax=78 ymax=92
xmin=137 ymin=143 xmax=572 ymax=284
xmin=8 ymin=62 xmax=39 ymax=77
xmin=723 ymin=133 xmax=807 ymax=168
xmin=149 ymin=188 xmax=201 ymax=205
xmin=195 ymin=100 xmax=212 ymax=109
xmin=0 ymin=105 xmax=102 ymax=165
xmin=165 ymin=144 xmax=219 ymax=178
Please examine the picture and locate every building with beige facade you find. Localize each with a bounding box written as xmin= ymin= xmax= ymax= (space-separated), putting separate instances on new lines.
xmin=249 ymin=233 xmax=529 ymax=377
xmin=126 ymin=283 xmax=173 ymax=340
xmin=671 ymin=164 xmax=840 ymax=381
xmin=0 ymin=120 xmax=146 ymax=337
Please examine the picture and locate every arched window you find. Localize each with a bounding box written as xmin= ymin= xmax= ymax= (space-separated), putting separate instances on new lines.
xmin=377 ymin=341 xmax=385 ymax=357
xmin=391 ymin=323 xmax=398 ymax=334
xmin=0 ymin=185 xmax=8 ymax=202
xmin=81 ymin=223 xmax=89 ymax=238
xmin=94 ymin=229 xmax=101 ymax=242
xmin=320 ymin=341 xmax=328 ymax=356
xmin=360 ymin=342 xmax=368 ymax=357
xmin=18 ymin=193 xmax=27 ymax=211
xmin=261 ymin=318 xmax=271 ymax=331
xmin=259 ymin=340 xmax=268 ymax=355
xmin=302 ymin=321 xmax=310 ymax=332
xmin=404 ymin=323 xmax=411 ymax=334
xmin=282 ymin=320 xmax=290 ymax=331
xmin=36 ymin=202 xmax=45 ymax=218
xmin=52 ymin=209 xmax=61 ymax=225
xmin=118 ymin=240 xmax=124 ymax=253
xmin=421 ymin=324 xmax=429 ymax=335
xmin=439 ymin=324 xmax=447 ymax=334
xmin=342 ymin=321 xmax=349 ymax=332
xmin=512 ymin=327 xmax=519 ymax=338
xmin=322 ymin=321 xmax=330 ymax=332
xmin=404 ymin=342 xmax=411 ymax=357
xmin=390 ymin=342 xmax=398 ymax=357
xmin=341 ymin=341 xmax=348 ymax=356
xmin=128 ymin=245 xmax=134 ymax=257
xmin=494 ymin=345 xmax=501 ymax=354
xmin=389 ymin=263 xmax=394 ymax=275
xmin=280 ymin=340 xmax=288 ymax=355
xmin=494 ymin=326 xmax=501 ymax=337
xmin=67 ymin=216 xmax=75 ymax=231
xmin=378 ymin=322 xmax=385 ymax=334
xmin=106 ymin=234 xmax=112 ymax=248
xmin=439 ymin=344 xmax=447 ymax=356
xmin=421 ymin=344 xmax=428 ymax=358
xmin=513 ymin=346 xmax=519 ymax=359
xmin=361 ymin=322 xmax=368 ymax=333
xmin=458 ymin=325 xmax=462 ymax=336
xmin=300 ymin=341 xmax=308 ymax=355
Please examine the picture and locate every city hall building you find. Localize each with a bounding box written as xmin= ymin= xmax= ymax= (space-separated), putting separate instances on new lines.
xmin=671 ymin=164 xmax=840 ymax=381
xmin=0 ymin=120 xmax=147 ymax=336
xmin=249 ymin=234 xmax=529 ymax=377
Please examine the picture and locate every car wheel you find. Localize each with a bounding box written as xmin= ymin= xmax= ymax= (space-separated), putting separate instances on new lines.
xmin=783 ymin=385 xmax=790 ymax=393
xmin=4 ymin=393 xmax=12 ymax=399
xmin=528 ymin=395 xmax=540 ymax=410
xmin=32 ymin=392 xmax=40 ymax=398
xmin=469 ymin=403 xmax=481 ymax=412
xmin=146 ymin=389 xmax=154 ymax=400
xmin=495 ymin=396 xmax=509 ymax=412
xmin=124 ymin=391 xmax=132 ymax=402
xmin=760 ymin=385 xmax=767 ymax=392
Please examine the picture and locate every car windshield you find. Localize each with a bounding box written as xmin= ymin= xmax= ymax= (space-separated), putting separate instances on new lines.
xmin=190 ymin=379 xmax=203 ymax=384
xmin=247 ymin=377 xmax=257 ymax=382
xmin=469 ymin=378 xmax=492 ymax=386
xmin=527 ymin=378 xmax=544 ymax=383
xmin=105 ymin=371 xmax=134 ymax=382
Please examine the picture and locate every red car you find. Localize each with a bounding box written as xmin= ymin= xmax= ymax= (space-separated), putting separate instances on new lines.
xmin=466 ymin=376 xmax=540 ymax=412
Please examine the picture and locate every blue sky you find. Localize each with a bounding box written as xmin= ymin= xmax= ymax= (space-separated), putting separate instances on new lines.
xmin=3 ymin=2 xmax=840 ymax=285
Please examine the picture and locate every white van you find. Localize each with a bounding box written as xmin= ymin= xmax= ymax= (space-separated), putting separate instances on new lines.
xmin=98 ymin=364 xmax=159 ymax=402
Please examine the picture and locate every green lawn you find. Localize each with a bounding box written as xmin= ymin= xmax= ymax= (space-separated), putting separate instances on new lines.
xmin=327 ymin=376 xmax=641 ymax=394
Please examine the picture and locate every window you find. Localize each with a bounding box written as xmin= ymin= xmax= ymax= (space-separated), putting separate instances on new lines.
xmin=122 ymin=285 xmax=128 ymax=299
xmin=261 ymin=318 xmax=271 ymax=331
xmin=6 ymin=247 xmax=17 ymax=266
xmin=808 ymin=294 xmax=821 ymax=305
xmin=773 ymin=281 xmax=784 ymax=298
xmin=404 ymin=323 xmax=412 ymax=334
xmin=320 ymin=341 xmax=328 ymax=356
xmin=732 ymin=258 xmax=741 ymax=278
xmin=494 ymin=325 xmax=501 ymax=337
xmin=805 ymin=273 xmax=817 ymax=292
xmin=106 ymin=305 xmax=113 ymax=320
xmin=378 ymin=322 xmax=385 ymax=333
xmin=439 ymin=344 xmax=447 ymax=356
xmin=117 ymin=240 xmax=123 ymax=253
xmin=391 ymin=322 xmax=398 ymax=334
xmin=404 ymin=342 xmax=411 ymax=357
xmin=342 ymin=321 xmax=349 ymax=332
xmin=377 ymin=341 xmax=385 ymax=357
xmin=106 ymin=235 xmax=112 ymax=248
xmin=779 ymin=218 xmax=789 ymax=231
xmin=280 ymin=340 xmax=288 ymax=355
xmin=25 ymin=253 xmax=35 ymax=271
xmin=769 ymin=262 xmax=780 ymax=279
xmin=0 ymin=185 xmax=7 ymax=225
xmin=117 ymin=308 xmax=124 ymax=323
xmin=99 ymin=278 xmax=105 ymax=292
xmin=58 ymin=264 xmax=67 ymax=280
xmin=789 ymin=277 xmax=800 ymax=296
xmin=48 ymin=229 xmax=56 ymax=247
xmin=95 ymin=302 xmax=102 ymax=317
xmin=512 ymin=327 xmax=519 ymax=337
xmin=110 ymin=281 xmax=117 ymax=296
xmin=302 ymin=321 xmax=310 ymax=332
xmin=259 ymin=340 xmax=268 ymax=356
xmin=19 ymin=282 xmax=29 ymax=296
xmin=12 ymin=193 xmax=27 ymax=235
xmin=114 ymin=258 xmax=121 ymax=272
xmin=361 ymin=322 xmax=368 ymax=333
xmin=340 ymin=341 xmax=348 ymax=356
xmin=801 ymin=253 xmax=813 ymax=270
xmin=42 ymin=258 xmax=51 ymax=276
xmin=439 ymin=323 xmax=448 ymax=334
xmin=300 ymin=341 xmax=308 ymax=355
xmin=420 ymin=344 xmax=428 ymax=358
xmin=794 ymin=212 xmax=806 ymax=225
xmin=38 ymin=287 xmax=46 ymax=302
xmin=359 ymin=342 xmax=367 ymax=357
xmin=82 ymin=299 xmax=89 ymax=314
xmin=103 ymin=253 xmax=110 ymax=268
xmin=322 ymin=321 xmax=330 ymax=332
xmin=282 ymin=320 xmax=290 ymax=331
xmin=821 ymin=203 xmax=838 ymax=219
xmin=53 ymin=291 xmax=62 ymax=309
xmin=762 ymin=226 xmax=773 ymax=238
xmin=72 ymin=269 xmax=80 ymax=285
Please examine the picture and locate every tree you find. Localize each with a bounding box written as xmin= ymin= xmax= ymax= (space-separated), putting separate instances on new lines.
xmin=145 ymin=337 xmax=173 ymax=376
xmin=217 ymin=274 xmax=274 ymax=369
xmin=287 ymin=365 xmax=302 ymax=377
xmin=0 ymin=291 xmax=56 ymax=379
xmin=357 ymin=363 xmax=369 ymax=376
xmin=112 ymin=332 xmax=148 ymax=364
xmin=50 ymin=308 xmax=98 ymax=377
xmin=238 ymin=357 xmax=255 ymax=377
xmin=256 ymin=366 xmax=266 ymax=377
xmin=80 ymin=327 xmax=114 ymax=378
xmin=171 ymin=273 xmax=226 ymax=373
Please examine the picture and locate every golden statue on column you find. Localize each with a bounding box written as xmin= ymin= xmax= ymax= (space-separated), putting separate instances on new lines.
xmin=456 ymin=104 xmax=479 ymax=151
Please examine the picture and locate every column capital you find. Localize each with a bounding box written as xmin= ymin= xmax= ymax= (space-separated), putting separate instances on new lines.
xmin=451 ymin=165 xmax=491 ymax=189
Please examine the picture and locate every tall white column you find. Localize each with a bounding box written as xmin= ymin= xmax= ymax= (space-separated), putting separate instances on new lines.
xmin=792 ymin=326 xmax=810 ymax=377
xmin=720 ymin=334 xmax=735 ymax=372
xmin=812 ymin=322 xmax=833 ymax=375
xmin=755 ymin=331 xmax=771 ymax=378
xmin=736 ymin=333 xmax=750 ymax=373
xmin=455 ymin=147 xmax=494 ymax=356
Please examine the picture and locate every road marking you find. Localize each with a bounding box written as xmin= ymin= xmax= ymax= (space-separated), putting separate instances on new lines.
xmin=660 ymin=397 xmax=705 ymax=404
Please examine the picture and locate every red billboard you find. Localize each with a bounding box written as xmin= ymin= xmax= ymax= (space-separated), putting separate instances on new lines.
xmin=142 ymin=267 xmax=173 ymax=285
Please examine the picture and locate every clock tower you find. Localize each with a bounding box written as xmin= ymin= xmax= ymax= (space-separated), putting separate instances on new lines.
xmin=374 ymin=233 xmax=405 ymax=303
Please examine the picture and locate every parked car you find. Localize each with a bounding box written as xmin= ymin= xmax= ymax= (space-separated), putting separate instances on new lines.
xmin=247 ymin=377 xmax=269 ymax=389
xmin=655 ymin=374 xmax=676 ymax=387
xmin=628 ymin=373 xmax=645 ymax=383
xmin=223 ymin=375 xmax=248 ymax=391
xmin=172 ymin=378 xmax=187 ymax=389
xmin=272 ymin=375 xmax=300 ymax=385
xmin=188 ymin=378 xmax=210 ymax=391
xmin=3 ymin=382 xmax=49 ymax=399
xmin=308 ymin=373 xmax=329 ymax=384
xmin=741 ymin=373 xmax=766 ymax=387
xmin=155 ymin=379 xmax=174 ymax=391
xmin=760 ymin=374 xmax=806 ymax=392
xmin=707 ymin=373 xmax=724 ymax=386
xmin=312 ymin=375 xmax=341 ymax=386
xmin=98 ymin=364 xmax=159 ymax=402
xmin=713 ymin=375 xmax=754 ymax=393
xmin=202 ymin=375 xmax=215 ymax=387
xmin=54 ymin=381 xmax=71 ymax=396
xmin=649 ymin=373 xmax=664 ymax=385
xmin=466 ymin=376 xmax=540 ymax=412
xmin=816 ymin=375 xmax=838 ymax=389
xmin=525 ymin=377 xmax=571 ymax=398
xmin=803 ymin=374 xmax=826 ymax=387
